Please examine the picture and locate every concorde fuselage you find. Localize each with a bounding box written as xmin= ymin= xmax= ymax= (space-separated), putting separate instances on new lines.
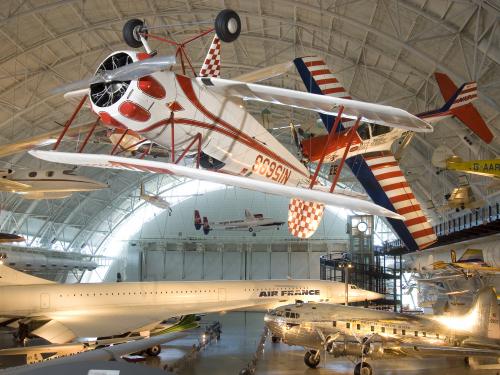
xmin=0 ymin=279 xmax=382 ymax=340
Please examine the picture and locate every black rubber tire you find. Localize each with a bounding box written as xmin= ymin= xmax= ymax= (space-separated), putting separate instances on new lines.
xmin=123 ymin=19 xmax=147 ymax=48
xmin=354 ymin=361 xmax=372 ymax=375
xmin=146 ymin=345 xmax=161 ymax=356
xmin=214 ymin=9 xmax=241 ymax=43
xmin=304 ymin=350 xmax=320 ymax=368
xmin=249 ymin=227 xmax=253 ymax=233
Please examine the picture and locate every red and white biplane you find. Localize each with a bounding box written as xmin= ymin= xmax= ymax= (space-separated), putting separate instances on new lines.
xmin=29 ymin=10 xmax=433 ymax=239
xmin=292 ymin=56 xmax=492 ymax=249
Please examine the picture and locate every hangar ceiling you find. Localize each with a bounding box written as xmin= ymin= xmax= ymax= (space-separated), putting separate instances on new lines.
xmin=0 ymin=0 xmax=498 ymax=256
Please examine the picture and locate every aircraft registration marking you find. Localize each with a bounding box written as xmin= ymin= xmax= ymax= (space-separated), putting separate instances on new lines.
xmin=252 ymin=154 xmax=291 ymax=185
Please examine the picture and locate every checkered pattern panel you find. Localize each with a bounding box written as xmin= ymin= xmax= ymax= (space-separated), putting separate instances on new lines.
xmin=199 ymin=36 xmax=221 ymax=78
xmin=287 ymin=198 xmax=325 ymax=239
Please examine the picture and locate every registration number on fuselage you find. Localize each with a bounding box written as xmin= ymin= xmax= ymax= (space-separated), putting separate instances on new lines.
xmin=252 ymin=154 xmax=291 ymax=185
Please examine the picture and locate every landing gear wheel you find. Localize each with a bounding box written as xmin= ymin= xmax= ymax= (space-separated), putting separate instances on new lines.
xmin=146 ymin=345 xmax=161 ymax=356
xmin=271 ymin=336 xmax=281 ymax=343
xmin=354 ymin=361 xmax=372 ymax=375
xmin=123 ymin=19 xmax=147 ymax=48
xmin=248 ymin=227 xmax=253 ymax=233
xmin=304 ymin=350 xmax=320 ymax=368
xmin=214 ymin=9 xmax=241 ymax=43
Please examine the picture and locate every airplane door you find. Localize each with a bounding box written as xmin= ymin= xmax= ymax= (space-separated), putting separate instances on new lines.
xmin=218 ymin=288 xmax=226 ymax=302
xmin=40 ymin=293 xmax=50 ymax=309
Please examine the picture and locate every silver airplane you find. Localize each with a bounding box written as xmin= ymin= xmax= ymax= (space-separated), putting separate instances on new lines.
xmin=265 ymin=286 xmax=500 ymax=375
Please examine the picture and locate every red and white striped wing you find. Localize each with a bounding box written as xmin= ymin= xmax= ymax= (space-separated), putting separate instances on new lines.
xmin=300 ymin=56 xmax=352 ymax=99
xmin=288 ymin=198 xmax=325 ymax=239
xmin=199 ymin=36 xmax=221 ymax=78
xmin=364 ymin=152 xmax=437 ymax=249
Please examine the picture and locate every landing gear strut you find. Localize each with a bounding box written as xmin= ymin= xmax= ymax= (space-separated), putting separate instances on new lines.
xmin=304 ymin=350 xmax=320 ymax=368
xmin=354 ymin=361 xmax=372 ymax=375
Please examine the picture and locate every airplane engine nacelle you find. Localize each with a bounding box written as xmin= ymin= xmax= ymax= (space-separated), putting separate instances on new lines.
xmin=364 ymin=342 xmax=384 ymax=359
xmin=89 ymin=51 xmax=195 ymax=151
xmin=327 ymin=341 xmax=384 ymax=359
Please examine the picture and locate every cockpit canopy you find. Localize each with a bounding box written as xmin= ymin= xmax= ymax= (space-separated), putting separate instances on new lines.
xmin=269 ymin=309 xmax=300 ymax=319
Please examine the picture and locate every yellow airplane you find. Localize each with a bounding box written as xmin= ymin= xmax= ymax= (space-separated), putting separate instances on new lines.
xmin=446 ymin=157 xmax=500 ymax=178
xmin=432 ymin=249 xmax=500 ymax=274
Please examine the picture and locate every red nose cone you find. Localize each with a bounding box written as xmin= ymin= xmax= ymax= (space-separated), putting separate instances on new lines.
xmin=119 ymin=101 xmax=151 ymax=122
xmin=138 ymin=76 xmax=166 ymax=99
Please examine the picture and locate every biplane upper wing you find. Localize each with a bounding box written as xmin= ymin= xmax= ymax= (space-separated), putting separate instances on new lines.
xmin=293 ymin=56 xmax=437 ymax=251
xmin=197 ymin=77 xmax=432 ymax=132
xmin=29 ymin=150 xmax=404 ymax=221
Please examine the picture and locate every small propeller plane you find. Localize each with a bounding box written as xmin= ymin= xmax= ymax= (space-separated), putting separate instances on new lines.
xmin=432 ymin=249 xmax=500 ymax=275
xmin=0 ymin=168 xmax=108 ymax=199
xmin=290 ymin=57 xmax=492 ymax=250
xmin=194 ymin=209 xmax=284 ymax=236
xmin=29 ymin=10 xmax=433 ymax=239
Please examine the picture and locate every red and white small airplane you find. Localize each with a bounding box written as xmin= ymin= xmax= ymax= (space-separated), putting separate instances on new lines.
xmin=30 ymin=10 xmax=432 ymax=239
xmin=292 ymin=56 xmax=492 ymax=250
xmin=194 ymin=209 xmax=284 ymax=236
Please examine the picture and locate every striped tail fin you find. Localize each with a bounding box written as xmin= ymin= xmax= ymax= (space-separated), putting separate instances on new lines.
xmin=199 ymin=35 xmax=221 ymax=78
xmin=434 ymin=72 xmax=493 ymax=144
xmin=347 ymin=152 xmax=437 ymax=250
xmin=293 ymin=56 xmax=351 ymax=132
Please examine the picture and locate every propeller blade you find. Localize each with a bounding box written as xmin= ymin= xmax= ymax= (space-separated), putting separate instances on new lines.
xmin=52 ymin=55 xmax=176 ymax=94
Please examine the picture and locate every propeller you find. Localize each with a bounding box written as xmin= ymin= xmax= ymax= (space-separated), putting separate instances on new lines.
xmin=52 ymin=54 xmax=176 ymax=95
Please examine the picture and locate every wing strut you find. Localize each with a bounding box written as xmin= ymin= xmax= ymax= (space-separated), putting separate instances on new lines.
xmin=330 ymin=117 xmax=361 ymax=192
xmin=309 ymin=106 xmax=344 ymax=189
xmin=53 ymin=95 xmax=87 ymax=150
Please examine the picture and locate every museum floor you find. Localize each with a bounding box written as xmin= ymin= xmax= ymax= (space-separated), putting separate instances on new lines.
xmin=0 ymin=312 xmax=494 ymax=374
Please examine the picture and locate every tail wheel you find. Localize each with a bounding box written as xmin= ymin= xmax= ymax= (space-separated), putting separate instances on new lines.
xmin=354 ymin=361 xmax=372 ymax=375
xmin=146 ymin=345 xmax=161 ymax=356
xmin=304 ymin=350 xmax=320 ymax=368
xmin=123 ymin=19 xmax=147 ymax=48
xmin=214 ymin=9 xmax=241 ymax=43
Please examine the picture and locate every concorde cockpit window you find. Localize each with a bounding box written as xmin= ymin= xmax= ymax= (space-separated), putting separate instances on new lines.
xmin=357 ymin=123 xmax=370 ymax=140
xmin=371 ymin=124 xmax=391 ymax=137
xmin=63 ymin=170 xmax=76 ymax=175
xmin=28 ymin=171 xmax=37 ymax=177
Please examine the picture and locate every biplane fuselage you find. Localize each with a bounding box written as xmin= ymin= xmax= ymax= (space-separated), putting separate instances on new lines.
xmin=90 ymin=51 xmax=311 ymax=189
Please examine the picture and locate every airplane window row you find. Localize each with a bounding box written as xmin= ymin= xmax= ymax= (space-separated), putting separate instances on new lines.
xmin=338 ymin=321 xmax=438 ymax=338
xmin=269 ymin=310 xmax=300 ymax=319
xmin=58 ymin=289 xmax=218 ymax=297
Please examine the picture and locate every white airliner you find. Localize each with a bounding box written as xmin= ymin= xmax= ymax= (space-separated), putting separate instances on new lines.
xmin=0 ymin=169 xmax=108 ymax=199
xmin=0 ymin=265 xmax=382 ymax=345
xmin=194 ymin=209 xmax=285 ymax=235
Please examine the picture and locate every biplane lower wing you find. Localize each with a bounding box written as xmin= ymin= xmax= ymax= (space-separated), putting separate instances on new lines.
xmin=29 ymin=150 xmax=404 ymax=221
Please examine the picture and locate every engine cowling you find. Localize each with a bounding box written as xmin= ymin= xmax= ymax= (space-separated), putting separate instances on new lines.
xmin=326 ymin=340 xmax=384 ymax=359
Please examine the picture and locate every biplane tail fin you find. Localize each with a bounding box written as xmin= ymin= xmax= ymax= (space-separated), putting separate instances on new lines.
xmin=194 ymin=210 xmax=202 ymax=230
xmin=202 ymin=216 xmax=211 ymax=235
xmin=434 ymin=72 xmax=493 ymax=144
xmin=287 ymin=198 xmax=324 ymax=239
xmin=199 ymin=35 xmax=221 ymax=78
